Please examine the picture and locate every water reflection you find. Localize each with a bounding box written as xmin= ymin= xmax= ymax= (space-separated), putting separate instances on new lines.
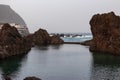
xmin=35 ymin=45 xmax=50 ymax=50
xmin=2 ymin=44 xmax=120 ymax=80
xmin=91 ymin=53 xmax=120 ymax=80
xmin=50 ymin=44 xmax=63 ymax=49
xmin=34 ymin=45 xmax=63 ymax=50
xmin=0 ymin=55 xmax=27 ymax=78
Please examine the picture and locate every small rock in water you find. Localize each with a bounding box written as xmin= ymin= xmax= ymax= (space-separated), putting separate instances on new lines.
xmin=2 ymin=75 xmax=11 ymax=80
xmin=23 ymin=76 xmax=42 ymax=80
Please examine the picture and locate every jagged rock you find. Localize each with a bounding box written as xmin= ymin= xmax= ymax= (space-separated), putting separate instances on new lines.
xmin=0 ymin=23 xmax=31 ymax=59
xmin=50 ymin=35 xmax=64 ymax=44
xmin=26 ymin=28 xmax=64 ymax=46
xmin=32 ymin=28 xmax=51 ymax=45
xmin=89 ymin=12 xmax=120 ymax=55
xmin=23 ymin=76 xmax=42 ymax=80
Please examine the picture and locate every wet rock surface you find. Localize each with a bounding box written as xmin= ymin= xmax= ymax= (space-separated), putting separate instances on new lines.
xmin=89 ymin=12 xmax=120 ymax=55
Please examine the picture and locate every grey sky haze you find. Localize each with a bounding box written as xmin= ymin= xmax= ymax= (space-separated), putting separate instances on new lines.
xmin=0 ymin=0 xmax=120 ymax=33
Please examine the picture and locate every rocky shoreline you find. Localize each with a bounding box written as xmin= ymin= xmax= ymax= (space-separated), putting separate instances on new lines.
xmin=0 ymin=23 xmax=63 ymax=59
xmin=0 ymin=23 xmax=64 ymax=80
xmin=0 ymin=11 xmax=120 ymax=80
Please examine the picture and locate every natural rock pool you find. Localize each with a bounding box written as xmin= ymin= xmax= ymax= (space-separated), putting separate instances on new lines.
xmin=0 ymin=44 xmax=120 ymax=80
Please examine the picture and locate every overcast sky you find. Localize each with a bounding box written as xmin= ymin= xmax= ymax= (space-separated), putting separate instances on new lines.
xmin=0 ymin=0 xmax=120 ymax=33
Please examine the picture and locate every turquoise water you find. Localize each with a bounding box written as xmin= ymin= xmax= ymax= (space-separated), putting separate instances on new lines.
xmin=61 ymin=34 xmax=92 ymax=42
xmin=61 ymin=37 xmax=92 ymax=42
xmin=0 ymin=37 xmax=120 ymax=80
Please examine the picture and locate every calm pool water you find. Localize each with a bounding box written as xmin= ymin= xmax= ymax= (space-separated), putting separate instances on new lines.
xmin=0 ymin=44 xmax=120 ymax=80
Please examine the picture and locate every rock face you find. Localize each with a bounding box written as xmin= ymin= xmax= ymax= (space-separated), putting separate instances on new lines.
xmin=0 ymin=23 xmax=31 ymax=59
xmin=32 ymin=29 xmax=51 ymax=45
xmin=0 ymin=4 xmax=29 ymax=36
xmin=51 ymin=35 xmax=64 ymax=44
xmin=26 ymin=28 xmax=64 ymax=46
xmin=90 ymin=12 xmax=120 ymax=55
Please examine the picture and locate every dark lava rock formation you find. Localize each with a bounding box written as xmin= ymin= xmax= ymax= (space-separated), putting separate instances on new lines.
xmin=51 ymin=35 xmax=64 ymax=44
xmin=27 ymin=28 xmax=64 ymax=46
xmin=23 ymin=76 xmax=42 ymax=80
xmin=0 ymin=23 xmax=63 ymax=59
xmin=89 ymin=12 xmax=120 ymax=55
xmin=32 ymin=28 xmax=51 ymax=45
xmin=0 ymin=23 xmax=31 ymax=59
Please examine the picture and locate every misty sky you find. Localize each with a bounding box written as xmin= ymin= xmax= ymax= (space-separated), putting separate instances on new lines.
xmin=0 ymin=0 xmax=120 ymax=33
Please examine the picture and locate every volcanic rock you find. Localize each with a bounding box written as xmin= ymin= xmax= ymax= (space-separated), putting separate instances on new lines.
xmin=0 ymin=23 xmax=31 ymax=59
xmin=50 ymin=35 xmax=64 ymax=44
xmin=31 ymin=28 xmax=51 ymax=46
xmin=89 ymin=12 xmax=120 ymax=55
xmin=26 ymin=28 xmax=64 ymax=46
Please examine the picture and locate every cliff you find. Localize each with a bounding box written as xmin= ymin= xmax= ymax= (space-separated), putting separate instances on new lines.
xmin=89 ymin=12 xmax=120 ymax=55
xmin=0 ymin=4 xmax=29 ymax=36
xmin=0 ymin=4 xmax=26 ymax=26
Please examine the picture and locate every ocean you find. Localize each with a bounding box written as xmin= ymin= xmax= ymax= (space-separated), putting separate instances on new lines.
xmin=0 ymin=33 xmax=120 ymax=80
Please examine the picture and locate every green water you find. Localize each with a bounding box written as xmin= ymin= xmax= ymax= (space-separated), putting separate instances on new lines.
xmin=0 ymin=44 xmax=120 ymax=80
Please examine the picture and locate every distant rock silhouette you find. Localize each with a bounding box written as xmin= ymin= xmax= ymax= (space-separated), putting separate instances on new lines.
xmin=0 ymin=4 xmax=26 ymax=26
xmin=89 ymin=12 xmax=120 ymax=55
xmin=0 ymin=4 xmax=29 ymax=36
xmin=23 ymin=76 xmax=42 ymax=80
xmin=26 ymin=28 xmax=64 ymax=46
xmin=50 ymin=35 xmax=64 ymax=44
xmin=0 ymin=23 xmax=31 ymax=59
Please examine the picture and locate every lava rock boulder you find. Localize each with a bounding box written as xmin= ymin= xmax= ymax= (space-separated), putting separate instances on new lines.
xmin=89 ymin=12 xmax=120 ymax=55
xmin=0 ymin=23 xmax=31 ymax=59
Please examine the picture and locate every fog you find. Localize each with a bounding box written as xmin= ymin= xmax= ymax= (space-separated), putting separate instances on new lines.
xmin=0 ymin=0 xmax=120 ymax=33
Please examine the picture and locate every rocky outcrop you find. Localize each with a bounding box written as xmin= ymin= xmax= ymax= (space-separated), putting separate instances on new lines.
xmin=89 ymin=12 xmax=120 ymax=55
xmin=0 ymin=23 xmax=31 ymax=59
xmin=80 ymin=40 xmax=92 ymax=46
xmin=23 ymin=76 xmax=42 ymax=80
xmin=50 ymin=35 xmax=64 ymax=44
xmin=32 ymin=29 xmax=51 ymax=46
xmin=27 ymin=28 xmax=64 ymax=46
